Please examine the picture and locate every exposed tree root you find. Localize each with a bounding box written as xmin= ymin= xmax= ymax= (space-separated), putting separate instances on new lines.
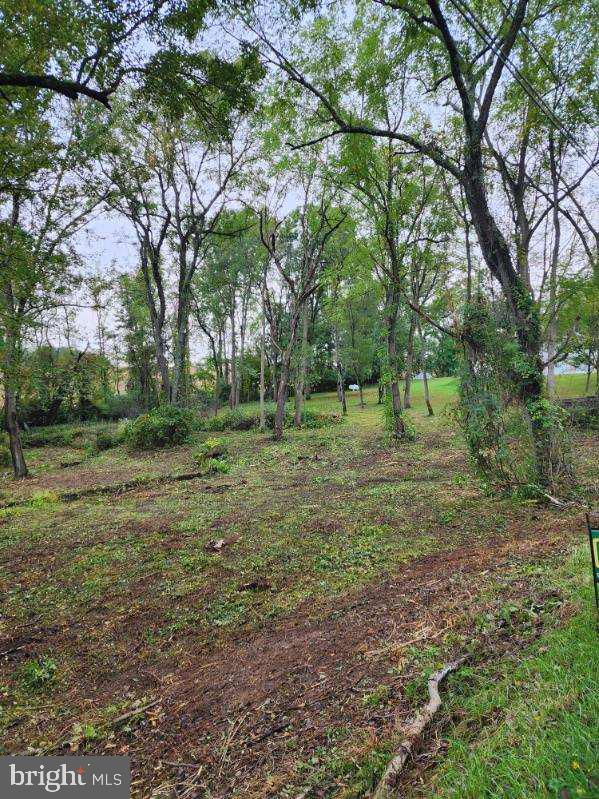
xmin=372 ymin=656 xmax=468 ymax=799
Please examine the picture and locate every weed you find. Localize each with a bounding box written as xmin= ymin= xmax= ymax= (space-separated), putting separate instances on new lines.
xmin=19 ymin=657 xmax=58 ymax=692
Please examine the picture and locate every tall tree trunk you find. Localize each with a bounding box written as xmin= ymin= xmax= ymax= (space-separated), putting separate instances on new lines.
xmin=273 ymin=350 xmax=292 ymax=441
xmin=294 ymin=307 xmax=309 ymax=427
xmin=417 ymin=322 xmax=434 ymax=416
xmin=387 ymin=299 xmax=406 ymax=438
xmin=404 ymin=311 xmax=417 ymax=409
xmin=273 ymin=310 xmax=302 ymax=440
xmin=1 ymin=269 xmax=28 ymax=478
xmin=172 ymin=299 xmax=190 ymax=406
xmin=358 ymin=383 xmax=365 ymax=408
xmin=229 ymin=308 xmax=237 ymax=409
xmin=140 ymin=249 xmax=171 ymax=402
xmin=4 ymin=383 xmax=27 ymax=479
xmin=463 ymin=144 xmax=557 ymax=487
xmin=546 ymin=134 xmax=561 ymax=399
xmin=259 ymin=312 xmax=266 ymax=432
xmin=333 ymin=326 xmax=347 ymax=416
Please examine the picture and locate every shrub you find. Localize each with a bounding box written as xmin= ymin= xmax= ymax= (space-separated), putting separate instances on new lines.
xmin=122 ymin=405 xmax=193 ymax=450
xmin=22 ymin=426 xmax=77 ymax=448
xmin=19 ymin=657 xmax=57 ymax=692
xmin=193 ymin=437 xmax=230 ymax=474
xmin=200 ymin=457 xmax=230 ymax=475
xmin=201 ymin=408 xmax=255 ymax=432
xmin=193 ymin=437 xmax=228 ymax=461
xmin=567 ymin=405 xmax=599 ymax=431
xmin=199 ymin=405 xmax=342 ymax=432
xmin=94 ymin=430 xmax=116 ymax=451
xmin=0 ymin=432 xmax=12 ymax=467
xmin=99 ymin=393 xmax=142 ymax=420
xmin=85 ymin=429 xmax=118 ymax=457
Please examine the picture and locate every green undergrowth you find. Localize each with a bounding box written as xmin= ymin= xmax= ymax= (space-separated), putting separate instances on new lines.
xmin=285 ymin=545 xmax=598 ymax=799
xmin=418 ymin=549 xmax=598 ymax=799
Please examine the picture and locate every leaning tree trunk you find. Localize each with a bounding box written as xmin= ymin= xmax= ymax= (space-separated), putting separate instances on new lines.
xmin=418 ymin=321 xmax=433 ymax=416
xmin=463 ymin=145 xmax=564 ymax=488
xmin=422 ymin=368 xmax=433 ymax=416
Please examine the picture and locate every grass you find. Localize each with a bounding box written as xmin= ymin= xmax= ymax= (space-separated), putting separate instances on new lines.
xmin=418 ymin=547 xmax=599 ymax=799
xmin=0 ymin=373 xmax=596 ymax=797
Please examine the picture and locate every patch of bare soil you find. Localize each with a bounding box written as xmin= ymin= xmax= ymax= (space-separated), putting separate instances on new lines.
xmin=80 ymin=509 xmax=581 ymax=799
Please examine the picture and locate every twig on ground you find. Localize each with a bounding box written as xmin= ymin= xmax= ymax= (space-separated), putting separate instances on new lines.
xmin=372 ymin=656 xmax=468 ymax=799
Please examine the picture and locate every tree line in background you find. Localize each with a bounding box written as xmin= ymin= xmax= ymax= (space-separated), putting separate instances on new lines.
xmin=0 ymin=0 xmax=597 ymax=495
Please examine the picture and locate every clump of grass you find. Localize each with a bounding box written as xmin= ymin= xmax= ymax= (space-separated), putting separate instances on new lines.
xmin=193 ymin=437 xmax=230 ymax=474
xmin=19 ymin=657 xmax=58 ymax=692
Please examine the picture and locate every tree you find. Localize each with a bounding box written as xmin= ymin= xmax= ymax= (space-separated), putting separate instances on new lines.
xmin=259 ymin=169 xmax=345 ymax=440
xmin=0 ymin=0 xmax=261 ymax=110
xmin=251 ymin=0 xmax=597 ymax=489
xmin=105 ymin=110 xmax=253 ymax=405
xmin=0 ymin=101 xmax=106 ymax=477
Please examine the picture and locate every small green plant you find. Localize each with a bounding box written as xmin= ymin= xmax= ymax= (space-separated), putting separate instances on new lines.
xmin=193 ymin=437 xmax=230 ymax=474
xmin=382 ymin=395 xmax=416 ymax=441
xmin=122 ymin=405 xmax=193 ymax=450
xmin=0 ymin=433 xmax=11 ymax=467
xmin=361 ymin=684 xmax=391 ymax=708
xmin=194 ymin=437 xmax=228 ymax=461
xmin=201 ymin=457 xmax=230 ymax=475
xmin=19 ymin=657 xmax=58 ymax=692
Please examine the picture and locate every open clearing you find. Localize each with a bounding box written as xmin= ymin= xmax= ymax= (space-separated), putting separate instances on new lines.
xmin=1 ymin=375 xmax=597 ymax=798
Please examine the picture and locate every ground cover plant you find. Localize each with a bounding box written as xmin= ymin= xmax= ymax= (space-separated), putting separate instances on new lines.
xmin=1 ymin=377 xmax=597 ymax=797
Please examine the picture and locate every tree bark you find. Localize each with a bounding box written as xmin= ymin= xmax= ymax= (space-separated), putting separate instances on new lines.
xmin=418 ymin=322 xmax=434 ymax=416
xmin=463 ymin=144 xmax=555 ymax=486
xmin=387 ymin=298 xmax=406 ymax=438
xmin=4 ymin=383 xmax=28 ymax=479
xmin=546 ymin=134 xmax=561 ymax=399
xmin=333 ymin=326 xmax=347 ymax=414
xmin=229 ymin=307 xmax=237 ymax=409
xmin=259 ymin=312 xmax=266 ymax=432
xmin=274 ymin=350 xmax=292 ymax=440
xmin=403 ymin=311 xmax=417 ymax=409
xmin=294 ymin=307 xmax=309 ymax=426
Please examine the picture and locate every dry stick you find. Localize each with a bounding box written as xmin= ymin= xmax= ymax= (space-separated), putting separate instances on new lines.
xmin=372 ymin=656 xmax=468 ymax=799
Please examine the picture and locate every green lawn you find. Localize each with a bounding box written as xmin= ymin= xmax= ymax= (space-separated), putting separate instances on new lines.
xmin=418 ymin=547 xmax=599 ymax=799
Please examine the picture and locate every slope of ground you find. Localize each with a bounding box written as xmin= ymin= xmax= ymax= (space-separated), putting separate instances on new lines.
xmin=0 ymin=376 xmax=597 ymax=798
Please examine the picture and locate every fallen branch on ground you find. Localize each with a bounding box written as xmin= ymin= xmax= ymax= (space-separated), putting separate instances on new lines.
xmin=372 ymin=656 xmax=468 ymax=799
xmin=0 ymin=472 xmax=233 ymax=508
